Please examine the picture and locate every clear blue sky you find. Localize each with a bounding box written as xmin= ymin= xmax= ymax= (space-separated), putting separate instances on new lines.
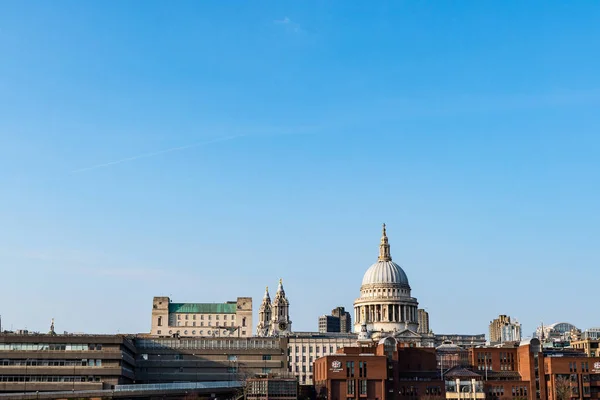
xmin=1 ymin=2 xmax=599 ymax=338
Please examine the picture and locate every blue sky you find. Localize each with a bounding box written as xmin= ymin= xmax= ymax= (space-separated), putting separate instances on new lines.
xmin=0 ymin=2 xmax=599 ymax=337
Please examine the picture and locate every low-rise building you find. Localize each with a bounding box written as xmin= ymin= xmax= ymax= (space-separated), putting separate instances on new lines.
xmin=246 ymin=375 xmax=298 ymax=400
xmin=0 ymin=333 xmax=135 ymax=393
xmin=314 ymin=337 xmax=444 ymax=400
xmin=571 ymin=339 xmax=600 ymax=357
xmin=434 ymin=334 xmax=486 ymax=348
xmin=286 ymin=332 xmax=358 ymax=386
xmin=133 ymin=336 xmax=286 ymax=383
xmin=150 ymin=296 xmax=253 ymax=338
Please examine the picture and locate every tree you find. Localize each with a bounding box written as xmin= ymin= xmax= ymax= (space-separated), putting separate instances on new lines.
xmin=554 ymin=375 xmax=572 ymax=400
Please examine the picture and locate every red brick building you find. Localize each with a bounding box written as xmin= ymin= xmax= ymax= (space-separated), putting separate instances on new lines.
xmin=314 ymin=337 xmax=444 ymax=400
xmin=457 ymin=338 xmax=600 ymax=400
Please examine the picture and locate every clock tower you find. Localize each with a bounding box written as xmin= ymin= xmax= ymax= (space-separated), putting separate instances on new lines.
xmin=269 ymin=278 xmax=292 ymax=336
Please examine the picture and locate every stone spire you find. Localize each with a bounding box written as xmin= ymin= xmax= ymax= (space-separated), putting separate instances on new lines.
xmin=277 ymin=278 xmax=285 ymax=295
xmin=378 ymin=223 xmax=392 ymax=261
xmin=263 ymin=286 xmax=270 ymax=300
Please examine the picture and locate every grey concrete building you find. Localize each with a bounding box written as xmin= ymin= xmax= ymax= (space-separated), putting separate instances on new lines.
xmin=133 ymin=336 xmax=287 ymax=383
xmin=0 ymin=333 xmax=135 ymax=393
xmin=318 ymin=307 xmax=351 ymax=334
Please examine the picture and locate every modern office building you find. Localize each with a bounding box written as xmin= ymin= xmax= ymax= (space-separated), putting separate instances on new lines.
xmin=150 ymin=296 xmax=253 ymax=338
xmin=318 ymin=307 xmax=351 ymax=334
xmin=489 ymin=315 xmax=522 ymax=345
xmin=418 ymin=309 xmax=430 ymax=334
xmin=133 ymin=336 xmax=287 ymax=383
xmin=0 ymin=333 xmax=135 ymax=393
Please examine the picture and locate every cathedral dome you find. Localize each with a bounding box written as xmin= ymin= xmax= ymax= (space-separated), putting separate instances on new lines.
xmin=361 ymin=224 xmax=410 ymax=288
xmin=362 ymin=260 xmax=409 ymax=286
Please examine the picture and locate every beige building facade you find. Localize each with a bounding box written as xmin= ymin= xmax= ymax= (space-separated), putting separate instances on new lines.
xmin=150 ymin=296 xmax=253 ymax=338
xmin=286 ymin=333 xmax=359 ymax=385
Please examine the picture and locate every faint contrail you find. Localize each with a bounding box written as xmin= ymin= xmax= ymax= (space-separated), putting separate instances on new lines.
xmin=70 ymin=134 xmax=246 ymax=173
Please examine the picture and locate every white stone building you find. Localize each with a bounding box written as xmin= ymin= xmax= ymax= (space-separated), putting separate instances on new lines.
xmin=353 ymin=224 xmax=434 ymax=346
xmin=256 ymin=279 xmax=292 ymax=337
xmin=150 ymin=296 xmax=253 ymax=338
xmin=286 ymin=332 xmax=359 ymax=385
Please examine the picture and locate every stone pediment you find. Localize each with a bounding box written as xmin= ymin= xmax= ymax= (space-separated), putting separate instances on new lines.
xmin=393 ymin=329 xmax=422 ymax=338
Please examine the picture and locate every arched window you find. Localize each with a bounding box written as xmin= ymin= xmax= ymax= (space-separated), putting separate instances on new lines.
xmin=158 ymin=316 xmax=163 ymax=327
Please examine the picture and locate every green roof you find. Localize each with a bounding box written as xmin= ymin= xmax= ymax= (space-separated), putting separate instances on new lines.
xmin=169 ymin=303 xmax=237 ymax=314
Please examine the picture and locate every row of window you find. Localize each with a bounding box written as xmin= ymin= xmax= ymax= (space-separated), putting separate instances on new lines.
xmin=346 ymin=379 xmax=368 ymax=395
xmin=289 ymin=345 xmax=342 ymax=354
xmin=0 ymin=359 xmax=102 ymax=367
xmin=0 ymin=375 xmax=102 ymax=382
xmin=175 ymin=321 xmax=235 ymax=327
xmin=0 ymin=344 xmax=102 ymax=351
xmin=569 ymin=362 xmax=590 ymax=372
xmin=176 ymin=314 xmax=235 ymax=320
xmin=293 ymin=365 xmax=312 ymax=373
xmin=136 ymin=338 xmax=279 ymax=349
xmin=159 ymin=329 xmax=246 ymax=336
xmin=489 ymin=386 xmax=505 ymax=396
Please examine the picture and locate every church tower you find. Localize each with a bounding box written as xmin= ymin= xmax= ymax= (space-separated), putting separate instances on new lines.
xmin=269 ymin=278 xmax=292 ymax=336
xmin=256 ymin=286 xmax=272 ymax=337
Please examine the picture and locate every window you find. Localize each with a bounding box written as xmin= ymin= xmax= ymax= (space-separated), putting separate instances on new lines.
xmin=242 ymin=318 xmax=247 ymax=327
xmin=347 ymin=379 xmax=355 ymax=395
xmin=262 ymin=355 xmax=272 ymax=360
xmin=201 ymin=322 xmax=204 ymax=327
xmin=185 ymin=315 xmax=188 ymax=320
xmin=330 ymin=346 xmax=334 ymax=353
xmin=216 ymin=315 xmax=219 ymax=320
xmin=295 ymin=346 xmax=299 ymax=352
xmin=295 ymin=356 xmax=299 ymax=362
xmin=193 ymin=315 xmax=196 ymax=320
xmin=177 ymin=315 xmax=181 ymax=320
xmin=193 ymin=322 xmax=196 ymax=327
xmin=302 ymin=356 xmax=306 ymax=362
xmin=201 ymin=315 xmax=204 ymax=320
xmin=346 ymin=361 xmax=355 ymax=378
xmin=302 ymin=365 xmax=306 ymax=372
xmin=157 ymin=330 xmax=161 ymax=334
xmin=360 ymin=380 xmax=367 ymax=395
xmin=192 ymin=330 xmax=196 ymax=334
xmin=323 ymin=346 xmax=327 ymax=353
xmin=316 ymin=347 xmax=320 ymax=353
xmin=302 ymin=346 xmax=306 ymax=353
xmin=158 ymin=316 xmax=163 ymax=326
xmin=208 ymin=315 xmax=212 ymax=320
xmin=309 ymin=346 xmax=313 ymax=353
